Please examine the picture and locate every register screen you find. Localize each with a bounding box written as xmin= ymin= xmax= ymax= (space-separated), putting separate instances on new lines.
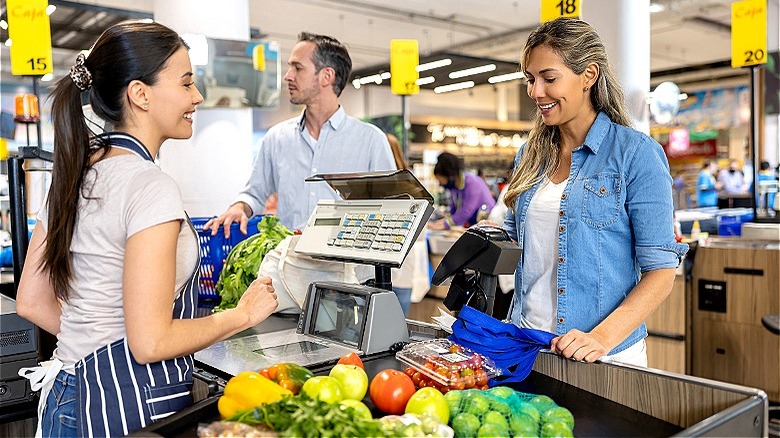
xmin=311 ymin=287 xmax=368 ymax=347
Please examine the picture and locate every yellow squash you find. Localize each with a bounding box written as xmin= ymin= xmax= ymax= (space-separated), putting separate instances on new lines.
xmin=218 ymin=371 xmax=292 ymax=419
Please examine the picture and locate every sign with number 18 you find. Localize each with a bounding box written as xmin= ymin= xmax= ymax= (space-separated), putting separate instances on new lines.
xmin=541 ymin=0 xmax=581 ymax=23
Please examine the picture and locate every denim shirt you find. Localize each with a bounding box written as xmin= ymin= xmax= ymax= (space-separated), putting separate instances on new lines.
xmin=504 ymin=112 xmax=689 ymax=354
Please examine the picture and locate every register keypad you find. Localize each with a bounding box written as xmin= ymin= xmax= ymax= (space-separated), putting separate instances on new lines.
xmin=327 ymin=213 xmax=413 ymax=252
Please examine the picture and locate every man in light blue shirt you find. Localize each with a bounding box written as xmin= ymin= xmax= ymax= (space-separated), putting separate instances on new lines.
xmin=206 ymin=32 xmax=395 ymax=234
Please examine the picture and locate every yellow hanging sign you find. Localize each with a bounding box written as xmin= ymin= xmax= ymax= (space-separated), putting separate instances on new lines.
xmin=731 ymin=0 xmax=767 ymax=68
xmin=390 ymin=39 xmax=419 ymax=96
xmin=253 ymin=44 xmax=266 ymax=71
xmin=7 ymin=0 xmax=54 ymax=76
xmin=541 ymin=0 xmax=581 ymax=23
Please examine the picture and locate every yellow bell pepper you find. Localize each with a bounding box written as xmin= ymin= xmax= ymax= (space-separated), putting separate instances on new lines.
xmin=218 ymin=371 xmax=292 ymax=419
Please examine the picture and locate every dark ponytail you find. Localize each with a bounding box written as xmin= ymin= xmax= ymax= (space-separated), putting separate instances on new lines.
xmin=43 ymin=21 xmax=186 ymax=301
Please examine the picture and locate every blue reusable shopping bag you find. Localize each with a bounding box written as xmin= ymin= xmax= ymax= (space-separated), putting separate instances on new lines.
xmin=449 ymin=306 xmax=555 ymax=385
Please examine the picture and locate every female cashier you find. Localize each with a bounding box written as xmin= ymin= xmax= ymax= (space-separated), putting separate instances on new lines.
xmin=17 ymin=22 xmax=278 ymax=437
xmin=503 ymin=18 xmax=688 ymax=366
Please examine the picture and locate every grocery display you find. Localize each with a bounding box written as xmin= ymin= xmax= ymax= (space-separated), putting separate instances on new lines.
xmin=396 ymin=339 xmax=499 ymax=391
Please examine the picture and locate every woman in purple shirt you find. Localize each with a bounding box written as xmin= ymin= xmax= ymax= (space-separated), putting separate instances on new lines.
xmin=429 ymin=152 xmax=496 ymax=229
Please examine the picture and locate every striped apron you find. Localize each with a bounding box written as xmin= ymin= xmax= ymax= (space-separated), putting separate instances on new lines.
xmin=74 ymin=133 xmax=200 ymax=436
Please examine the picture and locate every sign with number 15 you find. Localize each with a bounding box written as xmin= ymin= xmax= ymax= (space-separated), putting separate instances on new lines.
xmin=8 ymin=0 xmax=53 ymax=76
xmin=541 ymin=0 xmax=581 ymax=23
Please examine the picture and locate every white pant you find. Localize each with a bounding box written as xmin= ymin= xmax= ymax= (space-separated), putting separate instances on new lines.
xmin=599 ymin=339 xmax=648 ymax=367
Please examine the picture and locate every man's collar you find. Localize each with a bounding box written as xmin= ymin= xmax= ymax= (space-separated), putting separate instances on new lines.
xmin=297 ymin=106 xmax=346 ymax=131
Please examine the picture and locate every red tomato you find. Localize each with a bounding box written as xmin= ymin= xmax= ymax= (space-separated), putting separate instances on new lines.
xmin=369 ymin=369 xmax=416 ymax=414
xmin=337 ymin=352 xmax=364 ymax=370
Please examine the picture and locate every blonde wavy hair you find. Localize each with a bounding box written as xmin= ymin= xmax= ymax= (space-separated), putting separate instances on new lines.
xmin=504 ymin=18 xmax=632 ymax=210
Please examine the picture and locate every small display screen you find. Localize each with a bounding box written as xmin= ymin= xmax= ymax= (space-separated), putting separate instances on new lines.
xmin=311 ymin=287 xmax=368 ymax=347
xmin=253 ymin=341 xmax=328 ymax=358
xmin=314 ymin=217 xmax=342 ymax=227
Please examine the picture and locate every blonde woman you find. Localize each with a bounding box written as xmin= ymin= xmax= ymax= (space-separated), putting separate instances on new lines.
xmin=503 ymin=18 xmax=688 ymax=366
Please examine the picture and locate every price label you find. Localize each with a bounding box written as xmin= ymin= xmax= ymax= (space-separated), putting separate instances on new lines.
xmin=731 ymin=0 xmax=767 ymax=68
xmin=541 ymin=0 xmax=581 ymax=23
xmin=7 ymin=0 xmax=53 ymax=76
xmin=390 ymin=39 xmax=419 ymax=96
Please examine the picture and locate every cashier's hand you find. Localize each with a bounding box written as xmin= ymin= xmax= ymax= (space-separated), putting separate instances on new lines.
xmin=234 ymin=276 xmax=278 ymax=327
xmin=551 ymin=329 xmax=609 ymax=363
xmin=204 ymin=202 xmax=252 ymax=238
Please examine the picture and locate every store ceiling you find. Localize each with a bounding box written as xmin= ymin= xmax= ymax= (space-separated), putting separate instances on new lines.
xmin=0 ymin=0 xmax=768 ymax=93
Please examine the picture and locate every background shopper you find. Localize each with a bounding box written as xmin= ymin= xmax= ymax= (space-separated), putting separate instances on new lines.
xmin=428 ymin=151 xmax=496 ymax=230
xmin=503 ymin=18 xmax=688 ymax=366
xmin=696 ymin=160 xmax=721 ymax=207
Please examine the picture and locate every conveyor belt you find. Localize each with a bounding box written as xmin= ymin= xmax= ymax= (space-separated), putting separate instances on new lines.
xmin=135 ymin=353 xmax=682 ymax=437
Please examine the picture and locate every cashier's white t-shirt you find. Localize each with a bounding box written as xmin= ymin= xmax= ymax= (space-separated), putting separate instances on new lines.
xmin=38 ymin=154 xmax=198 ymax=369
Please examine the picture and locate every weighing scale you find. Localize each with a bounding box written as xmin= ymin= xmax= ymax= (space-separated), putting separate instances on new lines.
xmin=195 ymin=170 xmax=434 ymax=375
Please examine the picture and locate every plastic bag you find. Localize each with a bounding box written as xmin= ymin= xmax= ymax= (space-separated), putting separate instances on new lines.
xmin=258 ymin=235 xmax=373 ymax=314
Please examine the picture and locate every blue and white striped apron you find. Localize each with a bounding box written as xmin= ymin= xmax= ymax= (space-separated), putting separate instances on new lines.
xmin=75 ymin=133 xmax=200 ymax=436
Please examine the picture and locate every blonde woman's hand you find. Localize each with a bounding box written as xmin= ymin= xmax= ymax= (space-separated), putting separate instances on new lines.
xmin=235 ymin=276 xmax=278 ymax=328
xmin=550 ymin=329 xmax=610 ymax=363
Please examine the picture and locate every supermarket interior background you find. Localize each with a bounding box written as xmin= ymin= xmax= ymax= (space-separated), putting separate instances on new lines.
xmin=1 ymin=1 xmax=779 ymax=436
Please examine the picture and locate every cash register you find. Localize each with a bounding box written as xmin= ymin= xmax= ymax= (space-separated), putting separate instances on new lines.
xmin=195 ymin=170 xmax=433 ymax=375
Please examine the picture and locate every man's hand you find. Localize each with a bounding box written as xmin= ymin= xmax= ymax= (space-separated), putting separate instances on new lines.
xmin=204 ymin=202 xmax=252 ymax=238
xmin=550 ymin=329 xmax=610 ymax=363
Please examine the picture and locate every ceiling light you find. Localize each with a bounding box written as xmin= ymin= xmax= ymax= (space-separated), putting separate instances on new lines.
xmin=56 ymin=30 xmax=78 ymax=46
xmin=449 ymin=64 xmax=496 ymax=79
xmin=678 ymin=93 xmax=688 ymax=101
xmin=81 ymin=11 xmax=108 ymax=28
xmin=4 ymin=39 xmax=11 ymax=47
xmin=649 ymin=3 xmax=665 ymax=13
xmin=358 ymin=73 xmax=386 ymax=85
xmin=434 ymin=81 xmax=475 ymax=94
xmin=416 ymin=76 xmax=435 ymax=85
xmin=488 ymin=71 xmax=525 ymax=84
xmin=41 ymin=73 xmax=53 ymax=82
xmin=0 ymin=20 xmax=7 ymax=30
xmin=416 ymin=58 xmax=452 ymax=72
xmin=46 ymin=4 xmax=56 ymax=15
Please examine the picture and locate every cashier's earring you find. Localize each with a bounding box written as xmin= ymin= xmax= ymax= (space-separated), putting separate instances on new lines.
xmin=583 ymin=86 xmax=589 ymax=92
xmin=143 ymin=102 xmax=149 ymax=110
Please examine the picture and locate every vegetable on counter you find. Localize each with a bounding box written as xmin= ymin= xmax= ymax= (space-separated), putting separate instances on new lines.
xmin=227 ymin=393 xmax=388 ymax=437
xmin=259 ymin=362 xmax=314 ymax=394
xmin=218 ymin=371 xmax=292 ymax=419
xmin=215 ymin=216 xmax=292 ymax=312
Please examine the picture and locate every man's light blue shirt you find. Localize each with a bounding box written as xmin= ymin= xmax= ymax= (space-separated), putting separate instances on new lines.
xmin=235 ymin=106 xmax=396 ymax=230
xmin=504 ymin=112 xmax=689 ymax=354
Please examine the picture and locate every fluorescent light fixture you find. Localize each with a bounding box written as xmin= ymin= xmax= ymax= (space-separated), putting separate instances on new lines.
xmin=41 ymin=73 xmax=54 ymax=82
xmin=649 ymin=3 xmax=665 ymax=13
xmin=416 ymin=76 xmax=435 ymax=85
xmin=4 ymin=39 xmax=11 ymax=47
xmin=416 ymin=58 xmax=452 ymax=72
xmin=434 ymin=81 xmax=475 ymax=94
xmin=488 ymin=71 xmax=525 ymax=84
xmin=449 ymin=64 xmax=496 ymax=79
xmin=56 ymin=30 xmax=78 ymax=46
xmin=0 ymin=20 xmax=7 ymax=30
xmin=678 ymin=93 xmax=688 ymax=100
xmin=358 ymin=73 xmax=387 ymax=85
xmin=182 ymin=33 xmax=208 ymax=66
xmin=46 ymin=4 xmax=56 ymax=15
xmin=82 ymin=11 xmax=108 ymax=28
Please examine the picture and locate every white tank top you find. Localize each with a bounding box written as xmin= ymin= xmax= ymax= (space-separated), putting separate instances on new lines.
xmin=521 ymin=177 xmax=567 ymax=332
